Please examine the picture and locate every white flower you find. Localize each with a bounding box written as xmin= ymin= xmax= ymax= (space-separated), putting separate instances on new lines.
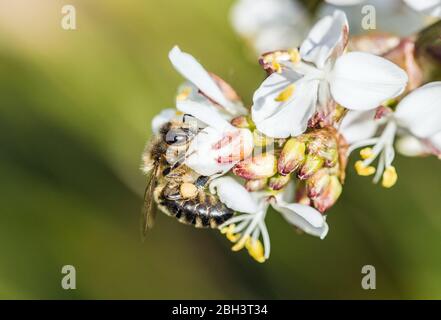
xmin=324 ymin=0 xmax=441 ymax=19
xmin=252 ymin=10 xmax=408 ymax=139
xmin=342 ymin=82 xmax=441 ymax=187
xmin=210 ymin=177 xmax=329 ymax=262
xmin=396 ymin=132 xmax=441 ymax=158
xmin=403 ymin=0 xmax=441 ymax=17
xmin=230 ymin=0 xmax=309 ymax=54
xmin=325 ymin=0 xmax=365 ymax=5
xmin=168 ymin=46 xmax=254 ymax=176
xmin=169 ymin=46 xmax=247 ymax=120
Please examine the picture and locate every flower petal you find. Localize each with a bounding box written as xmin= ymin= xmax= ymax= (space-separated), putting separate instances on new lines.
xmin=177 ymin=100 xmax=233 ymax=132
xmin=339 ymin=110 xmax=379 ymax=144
xmin=273 ymin=202 xmax=329 ymax=239
xmin=185 ymin=127 xmax=253 ymax=176
xmin=230 ymin=0 xmax=308 ymax=38
xmin=210 ymin=177 xmax=260 ymax=213
xmin=169 ymin=46 xmax=233 ymax=109
xmin=394 ymin=82 xmax=441 ymax=138
xmin=252 ymin=71 xmax=298 ymax=122
xmin=396 ymin=135 xmax=428 ymax=157
xmin=300 ymin=10 xmax=349 ymax=69
xmin=330 ymin=52 xmax=408 ymax=110
xmin=252 ymin=79 xmax=319 ymax=138
xmin=325 ymin=0 xmax=365 ymax=5
xmin=430 ymin=131 xmax=441 ymax=151
xmin=403 ymin=0 xmax=441 ymax=17
xmin=151 ymin=108 xmax=178 ymax=134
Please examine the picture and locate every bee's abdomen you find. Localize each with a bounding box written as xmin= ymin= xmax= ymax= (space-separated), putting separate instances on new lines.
xmin=160 ymin=192 xmax=234 ymax=228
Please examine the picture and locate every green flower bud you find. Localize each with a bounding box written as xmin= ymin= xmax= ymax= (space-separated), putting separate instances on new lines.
xmin=307 ymin=169 xmax=331 ymax=198
xmin=278 ymin=138 xmax=306 ymax=175
xmin=231 ymin=116 xmax=254 ymax=129
xmin=311 ymin=176 xmax=342 ymax=213
xmin=233 ymin=153 xmax=277 ymax=180
xmin=298 ymin=155 xmax=324 ymax=180
xmin=268 ymin=173 xmax=291 ymax=191
xmin=245 ymin=178 xmax=268 ymax=192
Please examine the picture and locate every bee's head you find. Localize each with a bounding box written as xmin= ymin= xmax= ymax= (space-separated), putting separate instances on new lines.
xmin=164 ymin=127 xmax=193 ymax=146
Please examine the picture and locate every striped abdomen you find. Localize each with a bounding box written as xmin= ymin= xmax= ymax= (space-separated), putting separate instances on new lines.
xmin=159 ymin=191 xmax=234 ymax=228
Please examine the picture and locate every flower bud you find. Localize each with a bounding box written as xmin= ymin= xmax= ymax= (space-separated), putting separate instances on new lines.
xmin=233 ymin=153 xmax=277 ymax=180
xmin=253 ymin=130 xmax=273 ymax=147
xmin=306 ymin=128 xmax=339 ymax=167
xmin=268 ymin=173 xmax=291 ymax=191
xmin=278 ymin=138 xmax=306 ymax=175
xmin=306 ymin=169 xmax=330 ymax=198
xmin=245 ymin=178 xmax=268 ymax=192
xmin=231 ymin=116 xmax=253 ymax=129
xmin=295 ymin=182 xmax=311 ymax=206
xmin=298 ymin=155 xmax=324 ymax=180
xmin=312 ymin=176 xmax=342 ymax=213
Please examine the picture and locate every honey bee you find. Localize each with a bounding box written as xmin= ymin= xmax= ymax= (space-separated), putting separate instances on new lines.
xmin=141 ymin=116 xmax=234 ymax=235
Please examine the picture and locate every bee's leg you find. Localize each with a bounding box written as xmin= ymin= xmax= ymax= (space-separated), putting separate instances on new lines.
xmin=162 ymin=182 xmax=182 ymax=201
xmin=195 ymin=176 xmax=210 ymax=189
xmin=182 ymin=114 xmax=194 ymax=123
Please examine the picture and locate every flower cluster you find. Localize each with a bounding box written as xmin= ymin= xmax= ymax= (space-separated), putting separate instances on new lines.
xmin=147 ymin=9 xmax=441 ymax=263
xmin=231 ymin=0 xmax=441 ymax=55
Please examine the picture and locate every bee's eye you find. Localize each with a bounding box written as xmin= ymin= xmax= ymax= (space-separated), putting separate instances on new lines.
xmin=165 ymin=129 xmax=188 ymax=145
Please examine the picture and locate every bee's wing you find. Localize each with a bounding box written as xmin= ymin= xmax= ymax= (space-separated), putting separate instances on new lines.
xmin=141 ymin=165 xmax=160 ymax=237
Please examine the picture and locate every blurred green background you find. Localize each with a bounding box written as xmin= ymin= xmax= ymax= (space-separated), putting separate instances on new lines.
xmin=0 ymin=0 xmax=440 ymax=299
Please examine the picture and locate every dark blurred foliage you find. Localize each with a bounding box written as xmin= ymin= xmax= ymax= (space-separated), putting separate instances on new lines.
xmin=0 ymin=0 xmax=439 ymax=299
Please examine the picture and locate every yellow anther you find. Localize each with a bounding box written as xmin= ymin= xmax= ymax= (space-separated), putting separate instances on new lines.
xmin=232 ymin=235 xmax=249 ymax=252
xmin=221 ymin=223 xmax=236 ymax=234
xmin=245 ymin=238 xmax=265 ymax=263
xmin=272 ymin=60 xmax=282 ymax=73
xmin=221 ymin=224 xmax=241 ymax=242
xmin=360 ymin=147 xmax=374 ymax=160
xmin=289 ymin=48 xmax=300 ymax=64
xmin=382 ymin=166 xmax=398 ymax=188
xmin=275 ymin=84 xmax=295 ymax=102
xmin=176 ymin=87 xmax=192 ymax=101
xmin=226 ymin=232 xmax=240 ymax=243
xmin=355 ymin=160 xmax=376 ymax=176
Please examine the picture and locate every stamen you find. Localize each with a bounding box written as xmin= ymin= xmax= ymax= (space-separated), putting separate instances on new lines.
xmin=382 ymin=166 xmax=398 ymax=188
xmin=289 ymin=49 xmax=300 ymax=64
xmin=272 ymin=60 xmax=282 ymax=73
xmin=221 ymin=224 xmax=241 ymax=243
xmin=275 ymin=84 xmax=295 ymax=102
xmin=245 ymin=238 xmax=265 ymax=263
xmin=176 ymin=87 xmax=192 ymax=101
xmin=360 ymin=147 xmax=374 ymax=160
xmin=355 ymin=160 xmax=376 ymax=176
xmin=232 ymin=235 xmax=250 ymax=252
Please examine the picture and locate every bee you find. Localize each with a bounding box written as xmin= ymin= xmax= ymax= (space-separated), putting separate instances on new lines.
xmin=141 ymin=116 xmax=234 ymax=235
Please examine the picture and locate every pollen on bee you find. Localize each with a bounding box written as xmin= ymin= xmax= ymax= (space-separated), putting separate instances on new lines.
xmin=180 ymin=182 xmax=198 ymax=199
xmin=275 ymin=84 xmax=295 ymax=102
xmin=382 ymin=166 xmax=398 ymax=188
xmin=355 ymin=160 xmax=376 ymax=176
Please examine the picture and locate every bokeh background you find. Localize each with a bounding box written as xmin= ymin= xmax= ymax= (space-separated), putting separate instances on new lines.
xmin=0 ymin=0 xmax=440 ymax=299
